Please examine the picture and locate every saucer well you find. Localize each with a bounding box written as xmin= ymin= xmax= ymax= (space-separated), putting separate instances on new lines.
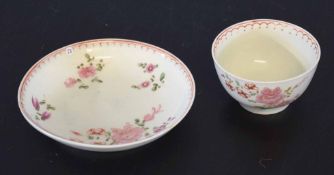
xmin=18 ymin=39 xmax=195 ymax=151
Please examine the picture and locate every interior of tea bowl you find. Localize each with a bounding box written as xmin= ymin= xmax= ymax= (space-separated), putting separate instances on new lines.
xmin=211 ymin=19 xmax=321 ymax=115
xmin=18 ymin=39 xmax=195 ymax=151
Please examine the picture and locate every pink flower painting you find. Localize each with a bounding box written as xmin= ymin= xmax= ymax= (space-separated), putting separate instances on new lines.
xmin=141 ymin=81 xmax=150 ymax=88
xmin=64 ymin=77 xmax=77 ymax=88
xmin=245 ymin=82 xmax=257 ymax=90
xmin=256 ymin=87 xmax=284 ymax=106
xmin=132 ymin=62 xmax=165 ymax=91
xmin=143 ymin=104 xmax=162 ymax=122
xmin=111 ymin=123 xmax=145 ymax=144
xmin=32 ymin=97 xmax=40 ymax=111
xmin=41 ymin=111 xmax=51 ymax=120
xmin=78 ymin=66 xmax=96 ymax=78
xmin=66 ymin=105 xmax=169 ymax=145
xmin=64 ymin=54 xmax=105 ymax=89
xmin=146 ymin=64 xmax=156 ymax=73
xmin=87 ymin=128 xmax=106 ymax=135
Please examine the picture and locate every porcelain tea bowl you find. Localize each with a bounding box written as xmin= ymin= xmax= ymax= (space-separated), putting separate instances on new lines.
xmin=212 ymin=19 xmax=320 ymax=115
xmin=18 ymin=39 xmax=195 ymax=151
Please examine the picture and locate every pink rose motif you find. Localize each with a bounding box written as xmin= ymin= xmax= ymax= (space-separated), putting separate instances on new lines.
xmin=41 ymin=111 xmax=51 ymax=120
xmin=111 ymin=123 xmax=145 ymax=144
xmin=146 ymin=64 xmax=156 ymax=73
xmin=31 ymin=97 xmax=40 ymax=111
xmin=64 ymin=77 xmax=77 ymax=88
xmin=256 ymin=87 xmax=284 ymax=106
xmin=87 ymin=128 xmax=106 ymax=135
xmin=141 ymin=81 xmax=150 ymax=88
xmin=78 ymin=66 xmax=96 ymax=78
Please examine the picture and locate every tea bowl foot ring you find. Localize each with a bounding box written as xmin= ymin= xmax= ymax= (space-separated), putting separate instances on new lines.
xmin=240 ymin=104 xmax=289 ymax=115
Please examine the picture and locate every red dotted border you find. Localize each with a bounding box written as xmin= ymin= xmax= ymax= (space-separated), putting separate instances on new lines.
xmin=18 ymin=39 xmax=196 ymax=146
xmin=212 ymin=19 xmax=320 ymax=56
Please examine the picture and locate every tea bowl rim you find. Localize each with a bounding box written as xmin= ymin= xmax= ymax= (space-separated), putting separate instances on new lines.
xmin=211 ymin=18 xmax=321 ymax=84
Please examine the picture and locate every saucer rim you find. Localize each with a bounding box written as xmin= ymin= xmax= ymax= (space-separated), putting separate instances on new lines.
xmin=17 ymin=38 xmax=196 ymax=150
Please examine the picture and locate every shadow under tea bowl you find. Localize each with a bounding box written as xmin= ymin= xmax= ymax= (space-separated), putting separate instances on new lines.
xmin=211 ymin=19 xmax=320 ymax=115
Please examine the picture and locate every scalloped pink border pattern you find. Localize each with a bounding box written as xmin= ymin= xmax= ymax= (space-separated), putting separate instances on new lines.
xmin=212 ymin=19 xmax=320 ymax=56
